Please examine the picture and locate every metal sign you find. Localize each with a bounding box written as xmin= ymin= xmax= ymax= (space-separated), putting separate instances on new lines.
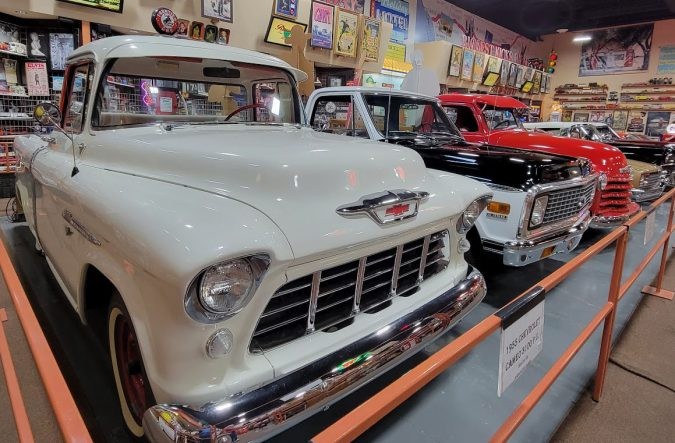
xmin=497 ymin=287 xmax=545 ymax=396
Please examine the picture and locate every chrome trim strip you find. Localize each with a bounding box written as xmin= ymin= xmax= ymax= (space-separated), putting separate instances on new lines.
xmin=417 ymin=235 xmax=431 ymax=283
xmin=352 ymin=257 xmax=367 ymax=314
xmin=306 ymin=272 xmax=321 ymax=334
xmin=61 ymin=209 xmax=102 ymax=246
xmin=390 ymin=244 xmax=404 ymax=296
xmin=336 ymin=189 xmax=430 ymax=225
xmin=143 ymin=268 xmax=487 ymax=443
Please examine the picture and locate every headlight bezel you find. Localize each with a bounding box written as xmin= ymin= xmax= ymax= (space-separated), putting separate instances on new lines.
xmin=456 ymin=194 xmax=492 ymax=234
xmin=529 ymin=195 xmax=549 ymax=227
xmin=185 ymin=254 xmax=270 ymax=324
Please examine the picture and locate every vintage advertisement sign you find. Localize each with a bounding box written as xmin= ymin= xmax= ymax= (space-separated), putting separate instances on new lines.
xmin=25 ymin=62 xmax=49 ymax=96
xmin=310 ymin=1 xmax=334 ymax=49
xmin=362 ymin=19 xmax=382 ymax=62
xmin=334 ymin=9 xmax=359 ymax=57
xmin=371 ymin=0 xmax=409 ymax=43
xmin=385 ymin=41 xmax=406 ymax=62
xmin=579 ymin=24 xmax=653 ymax=76
xmin=657 ymin=45 xmax=675 ymax=74
xmin=497 ymin=289 xmax=545 ymax=396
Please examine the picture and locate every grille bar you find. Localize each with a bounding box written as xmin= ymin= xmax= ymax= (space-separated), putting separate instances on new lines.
xmin=251 ymin=230 xmax=449 ymax=351
xmin=542 ymin=181 xmax=595 ymax=225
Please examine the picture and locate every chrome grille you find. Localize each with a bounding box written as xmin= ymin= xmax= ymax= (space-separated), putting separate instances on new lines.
xmin=542 ymin=181 xmax=596 ymax=225
xmin=639 ymin=171 xmax=664 ymax=191
xmin=250 ymin=231 xmax=450 ymax=351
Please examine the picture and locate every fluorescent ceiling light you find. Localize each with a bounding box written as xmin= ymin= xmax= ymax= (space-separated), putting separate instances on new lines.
xmin=573 ymin=35 xmax=592 ymax=42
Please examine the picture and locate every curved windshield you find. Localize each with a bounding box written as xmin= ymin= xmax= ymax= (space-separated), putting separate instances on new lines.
xmin=93 ymin=57 xmax=302 ymax=128
xmin=482 ymin=107 xmax=524 ymax=130
xmin=590 ymin=124 xmax=619 ymax=140
xmin=361 ymin=94 xmax=463 ymax=142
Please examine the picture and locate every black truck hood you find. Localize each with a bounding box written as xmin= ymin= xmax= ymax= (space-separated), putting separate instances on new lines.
xmin=606 ymin=140 xmax=674 ymax=166
xmin=394 ymin=140 xmax=592 ymax=191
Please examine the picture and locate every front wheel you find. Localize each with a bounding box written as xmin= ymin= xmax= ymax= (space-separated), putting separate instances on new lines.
xmin=108 ymin=292 xmax=155 ymax=438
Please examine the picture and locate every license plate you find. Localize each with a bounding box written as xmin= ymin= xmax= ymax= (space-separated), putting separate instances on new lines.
xmin=541 ymin=246 xmax=556 ymax=258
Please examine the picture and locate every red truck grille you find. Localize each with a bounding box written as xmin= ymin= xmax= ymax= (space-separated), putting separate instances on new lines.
xmin=599 ymin=179 xmax=632 ymax=209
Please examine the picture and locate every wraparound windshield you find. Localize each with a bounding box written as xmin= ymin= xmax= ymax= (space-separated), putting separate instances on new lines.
xmin=361 ymin=94 xmax=462 ymax=140
xmin=93 ymin=57 xmax=302 ymax=128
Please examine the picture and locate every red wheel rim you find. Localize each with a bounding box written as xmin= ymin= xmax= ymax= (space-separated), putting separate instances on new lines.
xmin=114 ymin=314 xmax=152 ymax=426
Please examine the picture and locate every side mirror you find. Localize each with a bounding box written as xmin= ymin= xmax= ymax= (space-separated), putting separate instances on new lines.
xmin=33 ymin=102 xmax=62 ymax=127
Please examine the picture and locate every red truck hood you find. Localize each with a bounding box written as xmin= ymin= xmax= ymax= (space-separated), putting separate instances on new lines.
xmin=486 ymin=129 xmax=628 ymax=176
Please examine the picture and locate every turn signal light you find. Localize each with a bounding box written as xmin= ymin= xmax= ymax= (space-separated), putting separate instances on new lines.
xmin=487 ymin=201 xmax=511 ymax=215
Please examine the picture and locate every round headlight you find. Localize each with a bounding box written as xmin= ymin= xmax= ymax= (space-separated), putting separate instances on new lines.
xmin=456 ymin=195 xmax=491 ymax=234
xmin=199 ymin=259 xmax=254 ymax=315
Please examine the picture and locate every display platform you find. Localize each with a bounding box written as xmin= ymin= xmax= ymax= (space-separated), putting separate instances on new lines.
xmin=0 ymin=203 xmax=671 ymax=443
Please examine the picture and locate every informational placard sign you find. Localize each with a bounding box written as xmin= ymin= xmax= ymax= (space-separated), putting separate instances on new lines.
xmin=657 ymin=45 xmax=675 ymax=74
xmin=644 ymin=211 xmax=656 ymax=245
xmin=497 ymin=288 xmax=545 ymax=396
xmin=25 ymin=62 xmax=50 ymax=96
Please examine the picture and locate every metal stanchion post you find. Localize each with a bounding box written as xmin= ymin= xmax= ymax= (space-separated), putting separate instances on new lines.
xmin=592 ymin=228 xmax=628 ymax=401
xmin=642 ymin=194 xmax=675 ymax=300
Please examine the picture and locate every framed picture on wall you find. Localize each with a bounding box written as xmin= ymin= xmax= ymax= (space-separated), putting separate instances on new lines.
xmin=362 ymin=18 xmax=381 ymax=62
xmin=334 ymin=9 xmax=358 ymax=57
xmin=448 ymin=45 xmax=463 ymax=77
xmin=508 ymin=63 xmax=518 ymax=87
xmin=202 ymin=0 xmax=233 ymax=23
xmin=310 ymin=1 xmax=334 ymax=49
xmin=532 ymin=71 xmax=542 ymax=94
xmin=499 ymin=61 xmax=510 ymax=86
xmin=275 ymin=0 xmax=299 ymax=19
xmin=485 ymin=56 xmax=502 ymax=75
xmin=48 ymin=33 xmax=75 ymax=71
xmin=264 ymin=16 xmax=307 ymax=47
xmin=175 ymin=19 xmax=190 ymax=37
xmin=190 ymin=21 xmax=204 ymax=40
xmin=27 ymin=31 xmax=49 ymax=59
xmin=461 ymin=49 xmax=474 ymax=81
xmin=472 ymin=52 xmax=486 ymax=82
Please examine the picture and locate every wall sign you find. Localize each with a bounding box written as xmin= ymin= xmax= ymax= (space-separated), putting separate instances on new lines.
xmin=657 ymin=45 xmax=675 ymax=74
xmin=371 ymin=0 xmax=409 ymax=43
xmin=579 ymin=23 xmax=653 ymax=76
xmin=497 ymin=287 xmax=545 ymax=396
xmin=26 ymin=62 xmax=50 ymax=96
xmin=310 ymin=1 xmax=334 ymax=49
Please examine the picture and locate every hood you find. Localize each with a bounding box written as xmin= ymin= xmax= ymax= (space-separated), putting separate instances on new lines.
xmin=607 ymin=139 xmax=674 ymax=166
xmin=85 ymin=125 xmax=485 ymax=260
xmin=487 ymin=130 xmax=628 ymax=175
xmin=627 ymin=159 xmax=662 ymax=188
xmin=395 ymin=140 xmax=591 ymax=191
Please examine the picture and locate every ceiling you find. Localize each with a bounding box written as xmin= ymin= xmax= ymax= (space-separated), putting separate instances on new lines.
xmin=446 ymin=0 xmax=675 ymax=40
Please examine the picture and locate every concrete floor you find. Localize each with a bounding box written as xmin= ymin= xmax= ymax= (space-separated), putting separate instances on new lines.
xmin=0 ymin=202 xmax=672 ymax=442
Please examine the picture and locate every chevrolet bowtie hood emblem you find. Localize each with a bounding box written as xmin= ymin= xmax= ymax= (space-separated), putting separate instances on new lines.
xmin=336 ymin=189 xmax=430 ymax=225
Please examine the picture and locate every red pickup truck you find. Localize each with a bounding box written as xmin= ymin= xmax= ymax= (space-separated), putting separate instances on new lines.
xmin=439 ymin=93 xmax=639 ymax=227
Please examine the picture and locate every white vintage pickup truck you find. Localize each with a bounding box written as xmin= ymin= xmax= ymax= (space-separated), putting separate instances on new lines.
xmin=14 ymin=36 xmax=491 ymax=442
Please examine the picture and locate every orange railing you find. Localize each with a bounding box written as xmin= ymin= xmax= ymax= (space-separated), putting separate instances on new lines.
xmin=0 ymin=238 xmax=92 ymax=442
xmin=313 ymin=188 xmax=675 ymax=443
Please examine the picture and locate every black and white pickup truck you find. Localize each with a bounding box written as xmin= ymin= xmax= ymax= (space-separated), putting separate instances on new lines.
xmin=306 ymin=87 xmax=599 ymax=266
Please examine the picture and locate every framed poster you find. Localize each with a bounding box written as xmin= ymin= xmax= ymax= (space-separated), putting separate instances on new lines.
xmin=532 ymin=71 xmax=542 ymax=94
xmin=573 ymin=112 xmax=589 ymax=122
xmin=275 ymin=0 xmax=299 ymax=18
xmin=28 ymin=31 xmax=49 ymax=59
xmin=58 ymin=0 xmax=123 ymax=13
xmin=612 ymin=110 xmax=629 ymax=131
xmin=499 ymin=61 xmax=510 ymax=86
xmin=202 ymin=0 xmax=233 ymax=23
xmin=507 ymin=63 xmax=518 ymax=87
xmin=486 ymin=56 xmax=502 ymax=74
xmin=310 ymin=1 xmax=334 ymax=49
xmin=461 ymin=49 xmax=474 ymax=81
xmin=472 ymin=52 xmax=485 ymax=82
xmin=334 ymin=9 xmax=358 ymax=57
xmin=265 ymin=17 xmax=307 ymax=47
xmin=322 ymin=0 xmax=364 ymax=13
xmin=26 ymin=62 xmax=50 ymax=96
xmin=646 ymin=111 xmax=671 ymax=137
xmin=448 ymin=45 xmax=463 ymax=77
xmin=217 ymin=28 xmax=231 ymax=45
xmin=362 ymin=18 xmax=381 ymax=62
xmin=516 ymin=65 xmax=525 ymax=88
xmin=49 ymin=33 xmax=75 ymax=71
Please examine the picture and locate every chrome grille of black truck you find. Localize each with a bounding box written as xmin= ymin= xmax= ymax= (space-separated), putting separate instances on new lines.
xmin=250 ymin=231 xmax=450 ymax=351
xmin=542 ymin=181 xmax=596 ymax=225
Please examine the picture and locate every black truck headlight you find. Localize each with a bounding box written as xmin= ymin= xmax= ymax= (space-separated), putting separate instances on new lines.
xmin=530 ymin=195 xmax=548 ymax=227
xmin=456 ymin=195 xmax=491 ymax=234
xmin=186 ymin=255 xmax=269 ymax=323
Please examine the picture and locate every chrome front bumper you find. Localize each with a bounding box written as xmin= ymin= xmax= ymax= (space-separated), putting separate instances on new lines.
xmin=502 ymin=217 xmax=589 ymax=266
xmin=631 ymin=186 xmax=665 ymax=203
xmin=143 ymin=267 xmax=487 ymax=443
